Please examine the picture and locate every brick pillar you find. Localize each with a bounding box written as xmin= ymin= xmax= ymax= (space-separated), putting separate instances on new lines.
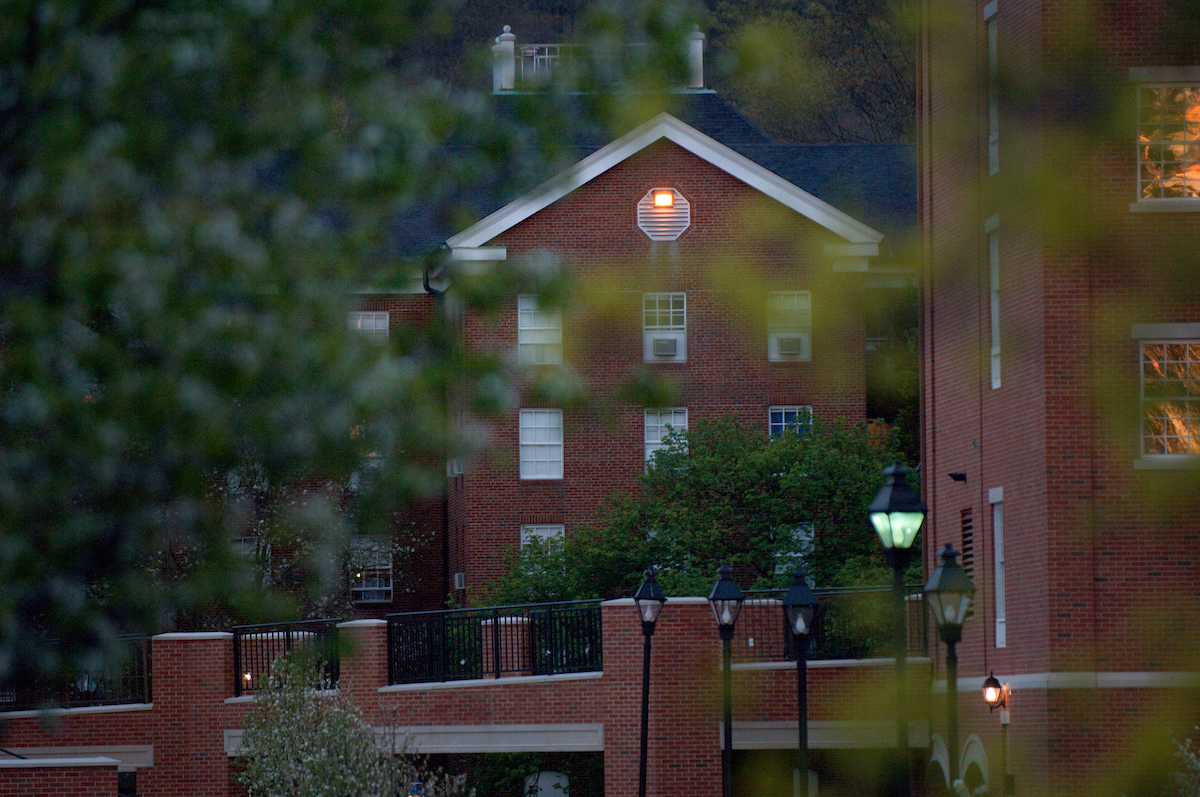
xmin=338 ymin=619 xmax=388 ymax=711
xmin=603 ymin=597 xmax=723 ymax=797
xmin=146 ymin=632 xmax=234 ymax=797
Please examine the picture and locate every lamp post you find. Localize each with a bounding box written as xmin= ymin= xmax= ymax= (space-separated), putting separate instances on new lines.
xmin=709 ymin=564 xmax=744 ymax=797
xmin=924 ymin=543 xmax=976 ymax=785
xmin=868 ymin=462 xmax=926 ymax=796
xmin=633 ymin=569 xmax=667 ymax=797
xmin=782 ymin=566 xmax=818 ymax=797
xmin=983 ymin=673 xmax=1012 ymax=796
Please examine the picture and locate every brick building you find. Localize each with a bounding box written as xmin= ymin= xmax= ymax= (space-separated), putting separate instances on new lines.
xmin=918 ymin=0 xmax=1200 ymax=794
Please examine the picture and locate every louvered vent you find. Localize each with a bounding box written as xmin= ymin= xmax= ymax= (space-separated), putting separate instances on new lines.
xmin=637 ymin=188 xmax=690 ymax=241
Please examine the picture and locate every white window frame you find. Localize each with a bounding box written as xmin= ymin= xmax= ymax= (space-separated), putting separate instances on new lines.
xmin=989 ymin=487 xmax=1005 ymax=648
xmin=1133 ymin=324 xmax=1200 ymax=465
xmin=519 ymin=409 xmax=564 ymax=479
xmin=518 ymin=294 xmax=563 ymax=365
xmin=768 ymin=291 xmax=813 ymax=362
xmin=987 ymin=216 xmax=1001 ymax=389
xmin=348 ymin=538 xmax=393 ymax=604
xmin=984 ymin=2 xmax=999 ymax=174
xmin=1129 ymin=67 xmax=1200 ymax=211
xmin=769 ymin=406 xmax=813 ymax=438
xmin=645 ymin=407 xmax=687 ymax=464
xmin=520 ymin=524 xmax=564 ymax=547
xmin=643 ymin=293 xmax=687 ymax=363
xmin=348 ymin=311 xmax=389 ymax=341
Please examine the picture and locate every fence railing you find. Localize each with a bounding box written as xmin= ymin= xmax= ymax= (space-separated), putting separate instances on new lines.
xmin=387 ymin=601 xmax=601 ymax=685
xmin=0 ymin=635 xmax=152 ymax=712
xmin=515 ymin=42 xmax=647 ymax=85
xmin=737 ymin=585 xmax=928 ymax=663
xmin=232 ymin=618 xmax=341 ymax=696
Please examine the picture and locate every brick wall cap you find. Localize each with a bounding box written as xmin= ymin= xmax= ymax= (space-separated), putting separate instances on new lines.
xmin=0 ymin=703 xmax=154 ymax=720
xmin=380 ymin=671 xmax=603 ymax=693
xmin=153 ymin=631 xmax=233 ymax=641
xmin=338 ymin=619 xmax=387 ymax=628
xmin=602 ymin=596 xmax=711 ymax=607
xmin=0 ymin=757 xmax=120 ymax=768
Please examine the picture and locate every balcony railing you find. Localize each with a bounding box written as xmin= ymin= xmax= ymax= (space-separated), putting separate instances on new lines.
xmin=736 ymin=585 xmax=928 ymax=663
xmin=0 ymin=635 xmax=152 ymax=712
xmin=387 ymin=601 xmax=601 ymax=685
xmin=232 ymin=618 xmax=341 ymax=696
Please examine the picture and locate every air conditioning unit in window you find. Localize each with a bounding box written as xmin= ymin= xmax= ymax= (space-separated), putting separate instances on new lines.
xmin=652 ymin=337 xmax=678 ymax=357
xmin=776 ymin=336 xmax=805 ymax=357
xmin=453 ymin=572 xmax=466 ymax=590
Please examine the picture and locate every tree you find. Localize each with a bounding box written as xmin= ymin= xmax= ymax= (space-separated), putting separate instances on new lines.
xmin=237 ymin=655 xmax=473 ymax=797
xmin=485 ymin=415 xmax=913 ymax=603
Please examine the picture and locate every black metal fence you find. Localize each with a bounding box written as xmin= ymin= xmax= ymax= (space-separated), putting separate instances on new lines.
xmin=0 ymin=635 xmax=152 ymax=712
xmin=232 ymin=618 xmax=341 ymax=696
xmin=387 ymin=601 xmax=601 ymax=685
xmin=736 ymin=585 xmax=928 ymax=663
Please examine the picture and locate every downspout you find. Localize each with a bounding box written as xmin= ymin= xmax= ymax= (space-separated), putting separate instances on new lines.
xmin=424 ymin=246 xmax=452 ymax=604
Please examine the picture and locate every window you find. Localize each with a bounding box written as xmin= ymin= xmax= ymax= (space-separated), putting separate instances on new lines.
xmin=348 ymin=311 xmax=389 ymax=341
xmin=645 ymin=407 xmax=687 ymax=463
xmin=987 ymin=217 xmax=1001 ymax=388
xmin=1137 ymin=82 xmax=1200 ymax=201
xmin=990 ymin=487 xmax=1005 ymax=648
xmin=985 ymin=2 xmax=999 ymax=174
xmin=767 ymin=291 xmax=812 ymax=361
xmin=643 ymin=293 xmax=686 ymax=362
xmin=348 ymin=538 xmax=392 ymax=603
xmin=519 ymin=409 xmax=563 ymax=479
xmin=1140 ymin=340 xmax=1200 ymax=456
xmin=518 ymin=294 xmax=562 ymax=365
xmin=521 ymin=524 xmax=564 ymax=547
xmin=769 ymin=406 xmax=812 ymax=438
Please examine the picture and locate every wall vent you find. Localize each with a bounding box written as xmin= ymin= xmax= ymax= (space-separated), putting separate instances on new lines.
xmin=637 ymin=188 xmax=691 ymax=241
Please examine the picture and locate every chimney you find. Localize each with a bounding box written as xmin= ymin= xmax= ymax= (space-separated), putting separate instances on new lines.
xmin=687 ymin=25 xmax=704 ymax=89
xmin=493 ymin=25 xmax=516 ymax=91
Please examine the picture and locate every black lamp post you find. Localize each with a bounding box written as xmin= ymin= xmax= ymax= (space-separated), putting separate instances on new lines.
xmin=868 ymin=462 xmax=926 ymax=796
xmin=709 ymin=564 xmax=744 ymax=797
xmin=633 ymin=569 xmax=667 ymax=797
xmin=782 ymin=566 xmax=818 ymax=797
xmin=924 ymin=543 xmax=976 ymax=785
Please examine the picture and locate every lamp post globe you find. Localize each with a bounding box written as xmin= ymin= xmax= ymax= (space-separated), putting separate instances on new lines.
xmin=633 ymin=569 xmax=666 ymax=797
xmin=925 ymin=543 xmax=976 ymax=784
xmin=708 ymin=565 xmax=743 ymax=797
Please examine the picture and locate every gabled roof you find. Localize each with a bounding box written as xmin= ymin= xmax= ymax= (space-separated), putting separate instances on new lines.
xmin=444 ymin=112 xmax=884 ymax=257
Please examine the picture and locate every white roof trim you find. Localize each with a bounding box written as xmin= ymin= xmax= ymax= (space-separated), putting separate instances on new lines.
xmin=444 ymin=113 xmax=883 ymax=251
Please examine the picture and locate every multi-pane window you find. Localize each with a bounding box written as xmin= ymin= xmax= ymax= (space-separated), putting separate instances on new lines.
xmin=521 ymin=524 xmax=564 ymax=547
xmin=643 ymin=292 xmax=686 ymax=361
xmin=348 ymin=538 xmax=392 ymax=603
xmin=1141 ymin=342 xmax=1200 ymax=455
xmin=1137 ymin=85 xmax=1200 ymax=200
xmin=518 ymin=294 xmax=563 ymax=365
xmin=645 ymin=407 xmax=687 ymax=463
xmin=769 ymin=406 xmax=812 ymax=438
xmin=348 ymin=311 xmax=389 ymax=341
xmin=767 ymin=291 xmax=812 ymax=361
xmin=519 ymin=409 xmax=564 ymax=479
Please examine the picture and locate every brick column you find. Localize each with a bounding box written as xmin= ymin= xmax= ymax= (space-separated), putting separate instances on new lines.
xmin=147 ymin=632 xmax=233 ymax=797
xmin=338 ymin=619 xmax=388 ymax=713
xmin=603 ymin=597 xmax=723 ymax=797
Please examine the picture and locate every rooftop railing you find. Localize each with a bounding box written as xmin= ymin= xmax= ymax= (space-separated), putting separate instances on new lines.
xmin=387 ymin=601 xmax=602 ymax=685
xmin=0 ymin=635 xmax=152 ymax=712
xmin=232 ymin=618 xmax=341 ymax=696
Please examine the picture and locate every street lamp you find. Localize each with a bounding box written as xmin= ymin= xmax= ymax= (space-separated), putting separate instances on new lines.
xmin=633 ymin=569 xmax=667 ymax=797
xmin=708 ymin=564 xmax=744 ymax=797
xmin=782 ymin=566 xmax=818 ymax=797
xmin=868 ymin=462 xmax=925 ymax=796
xmin=982 ymin=673 xmax=1012 ymax=796
xmin=925 ymin=543 xmax=976 ymax=784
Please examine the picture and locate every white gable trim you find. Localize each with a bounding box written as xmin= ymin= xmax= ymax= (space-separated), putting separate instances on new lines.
xmin=445 ymin=113 xmax=883 ymax=255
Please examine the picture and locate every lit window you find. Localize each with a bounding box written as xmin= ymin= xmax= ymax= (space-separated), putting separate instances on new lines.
xmin=769 ymin=406 xmax=812 ymax=439
xmin=645 ymin=407 xmax=687 ymax=464
xmin=1141 ymin=341 xmax=1200 ymax=455
xmin=768 ymin=292 xmax=812 ymax=361
xmin=521 ymin=524 xmax=564 ymax=547
xmin=518 ymin=295 xmax=562 ymax=365
xmin=348 ymin=311 xmax=389 ymax=341
xmin=1137 ymin=85 xmax=1200 ymax=200
xmin=643 ymin=293 xmax=686 ymax=362
xmin=519 ymin=409 xmax=563 ymax=479
xmin=348 ymin=538 xmax=392 ymax=603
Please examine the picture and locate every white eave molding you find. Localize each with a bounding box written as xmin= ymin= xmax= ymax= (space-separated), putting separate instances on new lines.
xmin=444 ymin=113 xmax=883 ymax=258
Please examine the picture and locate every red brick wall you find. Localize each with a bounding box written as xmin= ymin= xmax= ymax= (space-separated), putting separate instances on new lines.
xmin=0 ymin=760 xmax=117 ymax=797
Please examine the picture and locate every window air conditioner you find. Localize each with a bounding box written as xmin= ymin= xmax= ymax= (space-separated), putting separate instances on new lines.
xmin=652 ymin=337 xmax=678 ymax=357
xmin=776 ymin=336 xmax=804 ymax=356
xmin=453 ymin=572 xmax=466 ymax=590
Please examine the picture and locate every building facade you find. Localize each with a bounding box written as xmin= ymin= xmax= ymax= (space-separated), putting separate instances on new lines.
xmin=919 ymin=0 xmax=1200 ymax=794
